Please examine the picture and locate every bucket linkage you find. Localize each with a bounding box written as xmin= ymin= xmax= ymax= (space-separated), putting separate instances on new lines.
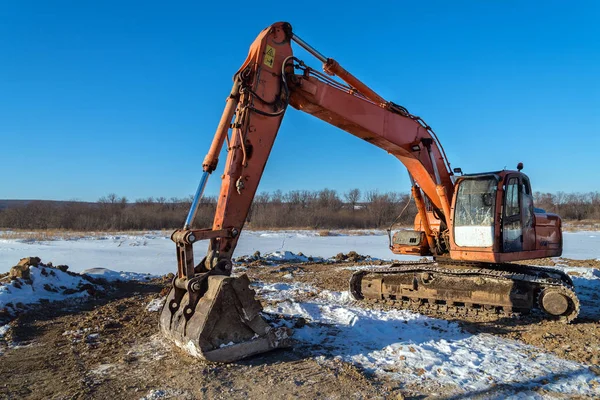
xmin=159 ymin=228 xmax=291 ymax=362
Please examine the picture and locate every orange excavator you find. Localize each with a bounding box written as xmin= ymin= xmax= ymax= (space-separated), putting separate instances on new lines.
xmin=159 ymin=22 xmax=579 ymax=362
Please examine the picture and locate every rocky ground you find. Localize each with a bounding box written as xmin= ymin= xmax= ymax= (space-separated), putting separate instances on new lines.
xmin=0 ymin=256 xmax=598 ymax=399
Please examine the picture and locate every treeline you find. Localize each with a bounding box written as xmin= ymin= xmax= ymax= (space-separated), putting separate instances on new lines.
xmin=0 ymin=190 xmax=598 ymax=231
xmin=248 ymin=189 xmax=414 ymax=229
xmin=0 ymin=189 xmax=414 ymax=231
xmin=534 ymin=192 xmax=600 ymax=221
xmin=0 ymin=194 xmax=215 ymax=231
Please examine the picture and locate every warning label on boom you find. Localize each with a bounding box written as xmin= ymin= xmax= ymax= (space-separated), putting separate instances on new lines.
xmin=264 ymin=45 xmax=275 ymax=68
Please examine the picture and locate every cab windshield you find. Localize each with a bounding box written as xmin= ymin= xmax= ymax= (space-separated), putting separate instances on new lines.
xmin=455 ymin=177 xmax=497 ymax=227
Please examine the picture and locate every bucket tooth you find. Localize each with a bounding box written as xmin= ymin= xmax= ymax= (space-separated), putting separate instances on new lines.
xmin=159 ymin=274 xmax=292 ymax=363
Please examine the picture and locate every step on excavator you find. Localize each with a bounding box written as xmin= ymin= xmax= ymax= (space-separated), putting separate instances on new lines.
xmin=159 ymin=22 xmax=579 ymax=362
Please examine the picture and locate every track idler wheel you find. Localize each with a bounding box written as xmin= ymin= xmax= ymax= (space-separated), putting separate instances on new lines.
xmin=159 ymin=274 xmax=292 ymax=362
xmin=538 ymin=287 xmax=580 ymax=323
xmin=349 ymin=271 xmax=366 ymax=300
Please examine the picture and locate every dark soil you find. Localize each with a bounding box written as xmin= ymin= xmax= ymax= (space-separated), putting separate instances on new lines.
xmin=0 ymin=279 xmax=405 ymax=400
xmin=0 ymin=256 xmax=598 ymax=399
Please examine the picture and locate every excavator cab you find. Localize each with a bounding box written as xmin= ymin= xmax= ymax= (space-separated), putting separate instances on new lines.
xmin=374 ymin=169 xmax=574 ymax=322
xmin=392 ymin=169 xmax=562 ymax=263
xmin=449 ymin=170 xmax=562 ymax=262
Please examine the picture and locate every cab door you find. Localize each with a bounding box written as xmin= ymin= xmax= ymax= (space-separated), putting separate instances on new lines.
xmin=520 ymin=176 xmax=536 ymax=251
xmin=502 ymin=176 xmax=522 ymax=252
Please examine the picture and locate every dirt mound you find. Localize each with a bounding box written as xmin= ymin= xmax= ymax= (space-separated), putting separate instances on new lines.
xmin=1 ymin=256 xmax=598 ymax=398
xmin=0 ymin=257 xmax=104 ymax=324
xmin=235 ymin=251 xmax=321 ymax=265
xmin=522 ymin=257 xmax=600 ymax=269
xmin=334 ymin=251 xmax=369 ymax=262
xmin=235 ymin=251 xmax=373 ymax=265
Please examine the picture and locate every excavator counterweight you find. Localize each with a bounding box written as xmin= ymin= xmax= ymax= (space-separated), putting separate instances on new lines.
xmin=159 ymin=22 xmax=579 ymax=363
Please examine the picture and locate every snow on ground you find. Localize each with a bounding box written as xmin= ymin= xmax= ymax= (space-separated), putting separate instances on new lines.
xmin=140 ymin=388 xmax=190 ymax=400
xmin=258 ymin=282 xmax=600 ymax=398
xmin=236 ymin=250 xmax=323 ymax=263
xmin=146 ymin=298 xmax=165 ymax=312
xmin=0 ymin=324 xmax=9 ymax=338
xmin=262 ymin=250 xmax=314 ymax=262
xmin=0 ymin=264 xmax=159 ymax=317
xmin=80 ymin=267 xmax=157 ymax=282
xmin=1 ymin=230 xmax=598 ymax=276
xmin=253 ymin=281 xmax=319 ymax=302
xmin=561 ymin=231 xmax=600 ymax=260
xmin=242 ymin=230 xmax=421 ymax=262
xmin=0 ymin=230 xmax=420 ymax=275
xmin=0 ymin=230 xmax=598 ymax=395
xmin=0 ymin=265 xmax=96 ymax=313
xmin=0 ymin=233 xmax=173 ymax=275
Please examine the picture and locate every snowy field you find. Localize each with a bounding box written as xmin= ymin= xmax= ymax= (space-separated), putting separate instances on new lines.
xmin=0 ymin=230 xmax=598 ymax=275
xmin=1 ymin=229 xmax=599 ymax=397
xmin=258 ymin=283 xmax=600 ymax=398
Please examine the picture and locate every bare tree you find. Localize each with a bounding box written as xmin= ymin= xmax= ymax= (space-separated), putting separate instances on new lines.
xmin=344 ymin=189 xmax=361 ymax=211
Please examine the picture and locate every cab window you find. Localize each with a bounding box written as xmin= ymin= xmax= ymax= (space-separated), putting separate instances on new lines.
xmin=455 ymin=178 xmax=497 ymax=227
xmin=454 ymin=177 xmax=497 ymax=247
xmin=521 ymin=177 xmax=534 ymax=228
xmin=505 ymin=178 xmax=520 ymax=216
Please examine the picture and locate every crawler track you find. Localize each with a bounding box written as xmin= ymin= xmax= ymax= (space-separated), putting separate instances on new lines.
xmin=349 ymin=260 xmax=579 ymax=323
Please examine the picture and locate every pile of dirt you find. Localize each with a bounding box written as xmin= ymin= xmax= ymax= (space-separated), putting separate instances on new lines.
xmin=234 ymin=250 xmax=264 ymax=264
xmin=235 ymin=250 xmax=377 ymax=265
xmin=2 ymin=257 xmax=74 ymax=282
xmin=0 ymin=257 xmax=105 ymax=324
xmin=334 ymin=251 xmax=369 ymax=262
xmin=520 ymin=257 xmax=600 ymax=269
xmin=235 ymin=250 xmax=322 ymax=265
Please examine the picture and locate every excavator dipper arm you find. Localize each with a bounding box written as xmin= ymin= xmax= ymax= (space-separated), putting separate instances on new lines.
xmin=160 ymin=23 xmax=295 ymax=362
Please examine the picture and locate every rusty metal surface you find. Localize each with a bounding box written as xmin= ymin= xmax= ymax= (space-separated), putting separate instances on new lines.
xmin=391 ymin=230 xmax=430 ymax=256
xmin=208 ymin=22 xmax=294 ymax=261
xmin=171 ymin=228 xmax=234 ymax=245
xmin=159 ymin=274 xmax=292 ymax=363
xmin=350 ymin=261 xmax=579 ymax=323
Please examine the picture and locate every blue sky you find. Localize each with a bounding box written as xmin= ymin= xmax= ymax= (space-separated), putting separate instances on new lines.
xmin=1 ymin=1 xmax=598 ymax=202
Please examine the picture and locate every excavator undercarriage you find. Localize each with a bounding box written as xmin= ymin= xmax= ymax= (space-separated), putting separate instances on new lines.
xmin=350 ymin=261 xmax=579 ymax=323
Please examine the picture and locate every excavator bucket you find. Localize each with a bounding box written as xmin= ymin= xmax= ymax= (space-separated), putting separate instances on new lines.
xmin=159 ymin=273 xmax=292 ymax=363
